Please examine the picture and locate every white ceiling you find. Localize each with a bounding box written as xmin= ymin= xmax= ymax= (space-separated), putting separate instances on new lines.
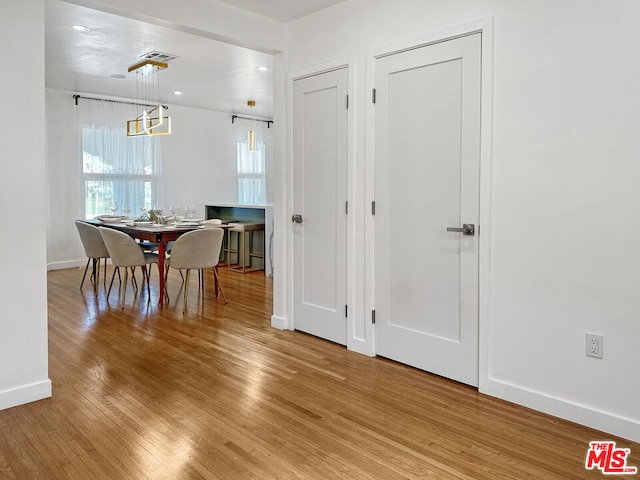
xmin=214 ymin=0 xmax=345 ymax=23
xmin=45 ymin=0 xmax=345 ymax=117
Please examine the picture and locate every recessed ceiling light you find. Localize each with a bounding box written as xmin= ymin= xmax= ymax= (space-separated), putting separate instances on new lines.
xmin=257 ymin=66 xmax=268 ymax=72
xmin=71 ymin=24 xmax=88 ymax=31
xmin=109 ymin=74 xmax=126 ymax=79
xmin=173 ymin=91 xmax=183 ymax=96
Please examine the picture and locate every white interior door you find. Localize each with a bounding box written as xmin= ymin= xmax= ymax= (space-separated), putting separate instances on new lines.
xmin=292 ymin=67 xmax=348 ymax=345
xmin=374 ymin=33 xmax=481 ymax=386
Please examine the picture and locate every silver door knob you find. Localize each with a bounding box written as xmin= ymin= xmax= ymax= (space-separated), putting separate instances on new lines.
xmin=292 ymin=214 xmax=303 ymax=223
xmin=446 ymin=223 xmax=475 ymax=236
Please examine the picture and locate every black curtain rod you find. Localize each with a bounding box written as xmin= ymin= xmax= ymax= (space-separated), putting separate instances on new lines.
xmin=231 ymin=114 xmax=273 ymax=128
xmin=73 ymin=94 xmax=168 ymax=110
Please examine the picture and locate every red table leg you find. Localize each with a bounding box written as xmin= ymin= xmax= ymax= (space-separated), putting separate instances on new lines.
xmin=157 ymin=242 xmax=166 ymax=308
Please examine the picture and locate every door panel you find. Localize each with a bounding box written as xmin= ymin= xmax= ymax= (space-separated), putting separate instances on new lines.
xmin=374 ymin=34 xmax=481 ymax=386
xmin=293 ymin=68 xmax=348 ymax=345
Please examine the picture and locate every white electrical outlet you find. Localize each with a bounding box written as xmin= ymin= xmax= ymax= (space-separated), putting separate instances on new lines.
xmin=586 ymin=333 xmax=603 ymax=359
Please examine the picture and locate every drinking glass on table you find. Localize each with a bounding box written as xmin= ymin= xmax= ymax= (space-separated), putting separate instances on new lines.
xmin=185 ymin=204 xmax=196 ymax=220
xmin=122 ymin=204 xmax=132 ymax=218
xmin=170 ymin=204 xmax=181 ymax=224
xmin=109 ymin=202 xmax=118 ymax=215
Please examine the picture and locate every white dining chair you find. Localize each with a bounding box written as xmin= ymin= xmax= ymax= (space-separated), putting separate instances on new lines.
xmin=98 ymin=227 xmax=159 ymax=308
xmin=75 ymin=220 xmax=110 ymax=296
xmin=165 ymin=227 xmax=227 ymax=313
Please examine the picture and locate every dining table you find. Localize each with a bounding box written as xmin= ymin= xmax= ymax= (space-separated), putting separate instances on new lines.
xmin=82 ymin=219 xmax=226 ymax=308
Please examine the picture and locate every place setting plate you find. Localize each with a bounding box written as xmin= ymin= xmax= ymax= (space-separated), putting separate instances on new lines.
xmin=174 ymin=223 xmax=202 ymax=228
xmin=96 ymin=215 xmax=127 ymax=223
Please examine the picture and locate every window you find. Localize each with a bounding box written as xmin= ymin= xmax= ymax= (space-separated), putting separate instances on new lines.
xmin=236 ymin=140 xmax=266 ymax=205
xmin=82 ymin=125 xmax=159 ymax=218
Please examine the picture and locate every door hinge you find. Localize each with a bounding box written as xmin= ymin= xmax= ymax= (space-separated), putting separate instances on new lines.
xmin=372 ymin=88 xmax=377 ymax=104
xmin=371 ymin=310 xmax=376 ymax=324
xmin=346 ymin=94 xmax=349 ymax=109
xmin=371 ymin=201 xmax=376 ymax=215
xmin=345 ymin=201 xmax=349 ymax=214
xmin=345 ymin=305 xmax=348 ymax=317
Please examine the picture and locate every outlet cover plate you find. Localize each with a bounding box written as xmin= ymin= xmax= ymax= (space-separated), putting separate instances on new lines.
xmin=586 ymin=333 xmax=603 ymax=359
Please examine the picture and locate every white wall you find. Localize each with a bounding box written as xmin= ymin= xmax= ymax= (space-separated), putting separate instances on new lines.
xmin=163 ymin=105 xmax=275 ymax=215
xmin=281 ymin=0 xmax=640 ymax=441
xmin=46 ymin=90 xmax=83 ymax=268
xmin=270 ymin=51 xmax=288 ymax=327
xmin=159 ymin=104 xmax=239 ymax=217
xmin=46 ymin=91 xmax=262 ymax=268
xmin=0 ymin=0 xmax=52 ymax=410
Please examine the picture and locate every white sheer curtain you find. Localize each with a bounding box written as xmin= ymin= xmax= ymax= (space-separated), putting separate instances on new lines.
xmin=77 ymin=98 xmax=162 ymax=218
xmin=235 ymin=117 xmax=267 ymax=205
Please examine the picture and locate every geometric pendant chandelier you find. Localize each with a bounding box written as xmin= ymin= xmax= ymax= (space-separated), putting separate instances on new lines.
xmin=247 ymin=100 xmax=256 ymax=151
xmin=126 ymin=59 xmax=172 ymax=136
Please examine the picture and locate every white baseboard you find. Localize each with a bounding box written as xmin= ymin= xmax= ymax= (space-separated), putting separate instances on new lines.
xmin=271 ymin=315 xmax=291 ymax=330
xmin=47 ymin=260 xmax=85 ymax=271
xmin=0 ymin=379 xmax=52 ymax=411
xmin=483 ymin=377 xmax=640 ymax=443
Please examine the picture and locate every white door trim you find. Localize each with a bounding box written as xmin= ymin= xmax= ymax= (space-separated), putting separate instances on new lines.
xmin=364 ymin=18 xmax=494 ymax=389
xmin=286 ymin=56 xmax=362 ymax=352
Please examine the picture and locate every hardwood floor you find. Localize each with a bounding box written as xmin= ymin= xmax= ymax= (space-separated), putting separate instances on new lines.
xmin=0 ymin=266 xmax=637 ymax=479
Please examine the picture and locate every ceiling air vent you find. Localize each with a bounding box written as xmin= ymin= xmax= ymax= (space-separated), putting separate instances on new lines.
xmin=140 ymin=51 xmax=180 ymax=63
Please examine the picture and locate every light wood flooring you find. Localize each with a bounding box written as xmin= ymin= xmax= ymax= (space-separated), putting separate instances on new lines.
xmin=0 ymin=265 xmax=637 ymax=479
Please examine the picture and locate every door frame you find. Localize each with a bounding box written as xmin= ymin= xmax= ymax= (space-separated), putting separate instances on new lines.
xmin=365 ymin=18 xmax=494 ymax=391
xmin=285 ymin=56 xmax=361 ymax=351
